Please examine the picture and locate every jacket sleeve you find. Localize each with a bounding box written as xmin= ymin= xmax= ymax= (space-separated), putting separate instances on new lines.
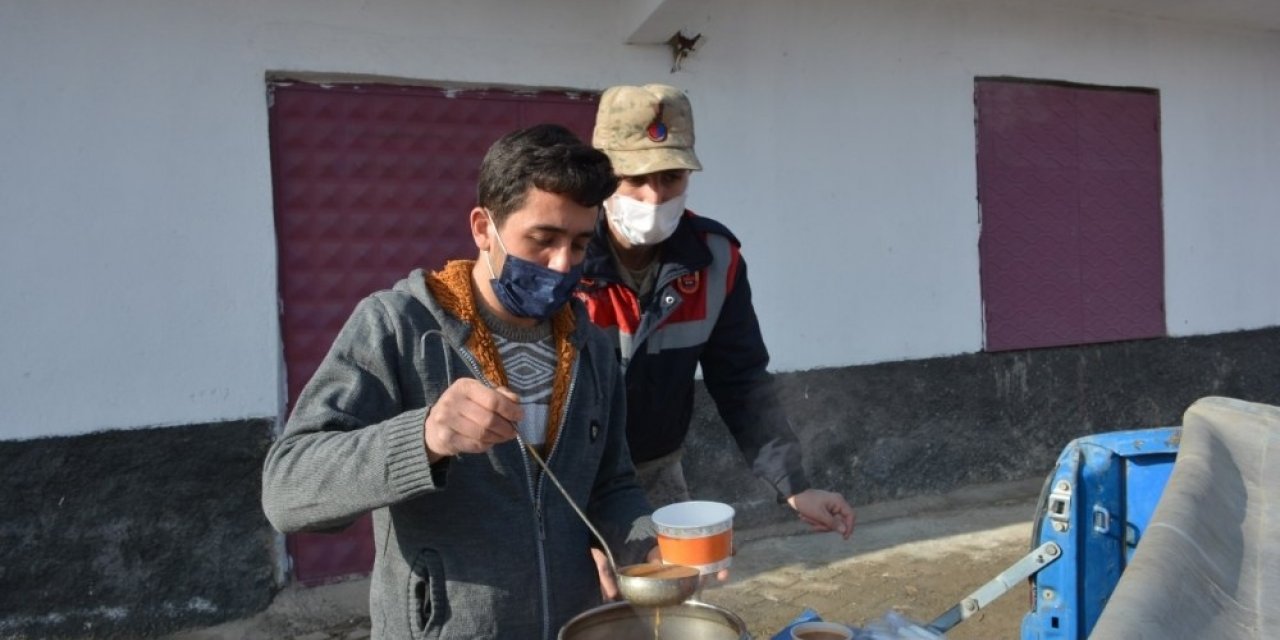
xmin=584 ymin=334 xmax=656 ymax=565
xmin=699 ymin=257 xmax=812 ymax=500
xmin=261 ymin=295 xmax=442 ymax=533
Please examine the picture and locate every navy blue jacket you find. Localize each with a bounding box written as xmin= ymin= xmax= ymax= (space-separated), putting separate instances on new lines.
xmin=577 ymin=213 xmax=811 ymax=499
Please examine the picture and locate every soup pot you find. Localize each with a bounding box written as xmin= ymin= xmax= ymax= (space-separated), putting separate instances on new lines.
xmin=559 ymin=600 xmax=750 ymax=640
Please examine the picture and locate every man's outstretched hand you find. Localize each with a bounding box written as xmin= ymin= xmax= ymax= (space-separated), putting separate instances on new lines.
xmin=787 ymin=489 xmax=856 ymax=539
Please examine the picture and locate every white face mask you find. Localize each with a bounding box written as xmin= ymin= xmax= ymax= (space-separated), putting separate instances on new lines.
xmin=604 ymin=193 xmax=687 ymax=246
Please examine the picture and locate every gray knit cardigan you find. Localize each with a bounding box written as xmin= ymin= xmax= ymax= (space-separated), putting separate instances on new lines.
xmin=262 ymin=268 xmax=654 ymax=639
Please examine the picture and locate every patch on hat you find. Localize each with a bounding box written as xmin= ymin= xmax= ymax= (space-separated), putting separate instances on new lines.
xmin=646 ymin=104 xmax=668 ymax=142
xmin=593 ymin=84 xmax=703 ymax=175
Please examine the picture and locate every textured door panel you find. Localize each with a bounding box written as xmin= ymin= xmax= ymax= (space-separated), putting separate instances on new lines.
xmin=268 ymin=82 xmax=598 ymax=584
xmin=1077 ymin=90 xmax=1165 ymax=344
xmin=977 ymin=80 xmax=1164 ymax=352
xmin=1079 ymin=170 xmax=1164 ymax=343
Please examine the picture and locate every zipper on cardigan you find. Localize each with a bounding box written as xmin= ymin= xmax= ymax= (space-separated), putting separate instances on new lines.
xmin=534 ymin=356 xmax=581 ymax=528
xmin=454 ymin=346 xmax=554 ymax=639
xmin=455 ymin=332 xmax=587 ymax=640
xmin=533 ymin=357 xmax=579 ymax=640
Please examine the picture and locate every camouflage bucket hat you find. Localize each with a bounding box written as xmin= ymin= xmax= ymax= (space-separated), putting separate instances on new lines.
xmin=592 ymin=84 xmax=702 ymax=176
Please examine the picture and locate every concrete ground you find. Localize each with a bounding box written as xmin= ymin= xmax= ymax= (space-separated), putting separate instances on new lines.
xmin=169 ymin=479 xmax=1043 ymax=640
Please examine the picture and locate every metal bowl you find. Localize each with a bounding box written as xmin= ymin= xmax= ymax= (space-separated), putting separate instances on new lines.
xmin=559 ymin=600 xmax=750 ymax=640
xmin=616 ymin=562 xmax=701 ymax=608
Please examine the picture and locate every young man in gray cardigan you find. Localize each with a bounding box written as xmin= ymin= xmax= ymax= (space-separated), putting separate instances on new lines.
xmin=262 ymin=124 xmax=656 ymax=640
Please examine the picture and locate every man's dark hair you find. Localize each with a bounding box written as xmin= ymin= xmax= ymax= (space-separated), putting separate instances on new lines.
xmin=477 ymin=124 xmax=618 ymax=225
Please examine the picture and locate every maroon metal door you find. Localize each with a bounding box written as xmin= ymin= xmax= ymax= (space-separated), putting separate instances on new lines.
xmin=268 ymin=82 xmax=599 ymax=584
xmin=976 ymin=79 xmax=1164 ymax=352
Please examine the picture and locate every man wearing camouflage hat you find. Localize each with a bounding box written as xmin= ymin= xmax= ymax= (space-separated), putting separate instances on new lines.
xmin=579 ymin=85 xmax=855 ymax=594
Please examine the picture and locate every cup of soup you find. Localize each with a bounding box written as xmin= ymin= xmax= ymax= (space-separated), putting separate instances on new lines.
xmin=651 ymin=500 xmax=734 ymax=575
xmin=790 ymin=621 xmax=854 ymax=640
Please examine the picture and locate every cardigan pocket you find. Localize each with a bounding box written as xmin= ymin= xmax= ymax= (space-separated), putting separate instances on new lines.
xmin=408 ymin=547 xmax=447 ymax=639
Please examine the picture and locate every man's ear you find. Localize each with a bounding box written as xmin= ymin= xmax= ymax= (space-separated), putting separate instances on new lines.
xmin=469 ymin=207 xmax=492 ymax=252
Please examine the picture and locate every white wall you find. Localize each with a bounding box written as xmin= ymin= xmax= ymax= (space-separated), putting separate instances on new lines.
xmin=2 ymin=0 xmax=1277 ymax=440
xmin=686 ymin=1 xmax=1280 ymax=369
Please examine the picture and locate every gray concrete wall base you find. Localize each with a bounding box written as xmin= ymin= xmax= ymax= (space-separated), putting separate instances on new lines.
xmin=683 ymin=327 xmax=1280 ymax=529
xmin=0 ymin=419 xmax=277 ymax=639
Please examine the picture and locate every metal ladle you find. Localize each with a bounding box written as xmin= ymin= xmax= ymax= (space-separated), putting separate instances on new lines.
xmin=523 ymin=443 xmax=700 ymax=607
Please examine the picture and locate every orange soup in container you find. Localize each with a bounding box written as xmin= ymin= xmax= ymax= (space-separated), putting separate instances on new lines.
xmin=651 ymin=501 xmax=735 ymax=574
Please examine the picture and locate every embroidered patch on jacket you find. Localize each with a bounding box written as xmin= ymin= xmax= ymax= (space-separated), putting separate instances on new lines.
xmin=677 ymin=272 xmax=700 ymax=294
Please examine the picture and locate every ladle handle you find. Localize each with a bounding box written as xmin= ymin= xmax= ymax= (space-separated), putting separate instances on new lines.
xmin=523 ymin=443 xmax=620 ymax=574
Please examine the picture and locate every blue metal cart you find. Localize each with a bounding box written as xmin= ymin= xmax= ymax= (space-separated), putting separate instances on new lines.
xmin=1019 ymin=427 xmax=1181 ymax=640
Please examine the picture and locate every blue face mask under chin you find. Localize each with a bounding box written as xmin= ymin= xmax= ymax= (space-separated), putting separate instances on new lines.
xmin=484 ymin=211 xmax=583 ymax=321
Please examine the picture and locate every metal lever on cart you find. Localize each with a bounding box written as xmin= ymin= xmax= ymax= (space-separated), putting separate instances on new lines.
xmin=926 ymin=541 xmax=1062 ymax=634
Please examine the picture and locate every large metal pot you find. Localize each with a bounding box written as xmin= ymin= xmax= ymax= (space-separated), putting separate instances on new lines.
xmin=559 ymin=600 xmax=750 ymax=640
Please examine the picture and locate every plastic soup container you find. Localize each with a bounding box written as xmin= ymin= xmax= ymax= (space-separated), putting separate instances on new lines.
xmin=651 ymin=501 xmax=735 ymax=575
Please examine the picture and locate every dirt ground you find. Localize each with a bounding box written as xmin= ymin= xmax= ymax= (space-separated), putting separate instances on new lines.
xmin=772 ymin=543 xmax=1031 ymax=639
xmin=827 ymin=548 xmax=1029 ymax=639
xmin=697 ymin=489 xmax=1040 ymax=639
